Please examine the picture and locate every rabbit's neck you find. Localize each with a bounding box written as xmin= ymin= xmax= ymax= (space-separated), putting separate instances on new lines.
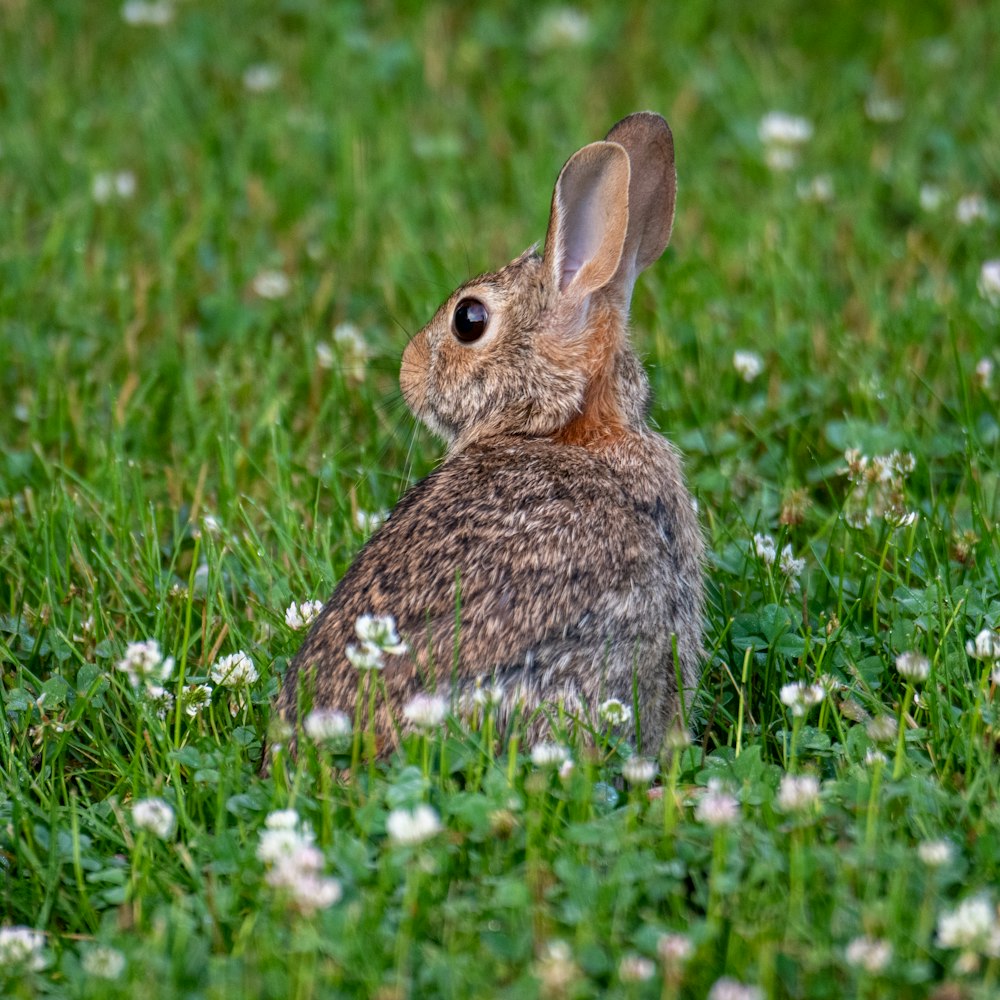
xmin=553 ymin=343 xmax=649 ymax=451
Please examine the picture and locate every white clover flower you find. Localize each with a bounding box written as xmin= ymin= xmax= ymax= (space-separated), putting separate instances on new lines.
xmin=180 ymin=683 xmax=213 ymax=717
xmin=386 ymin=804 xmax=442 ymax=846
xmin=619 ymin=954 xmax=655 ymax=982
xmin=864 ymin=748 xmax=888 ymax=767
xmin=966 ymin=628 xmax=1000 ymax=661
xmin=656 ymin=932 xmax=693 ymax=964
xmin=121 ymin=1 xmax=173 ymax=25
xmin=796 ymin=174 xmax=834 ymax=203
xmin=936 ymin=896 xmax=1000 ymax=955
xmin=885 ymin=509 xmax=918 ymax=530
xmin=598 ymin=698 xmax=632 ymax=727
xmin=242 ymin=63 xmax=281 ymax=93
xmin=733 ymin=349 xmax=765 ymax=383
xmin=695 ymin=779 xmax=740 ymax=828
xmin=890 ymin=451 xmax=917 ymax=476
xmin=707 ymin=977 xmax=764 ymax=1000
xmin=919 ymin=184 xmax=944 ymax=212
xmin=558 ymin=758 xmax=575 ymax=782
xmin=303 ymin=708 xmax=351 ymax=743
xmin=116 ymin=171 xmax=136 ymax=197
xmin=115 ymin=639 xmax=174 ymax=689
xmin=81 ymin=945 xmax=126 ymax=980
xmin=355 ymin=614 xmax=407 ymax=654
xmin=473 ymin=680 xmax=504 ymax=707
xmin=845 ymin=508 xmax=873 ymax=530
xmin=754 ymin=533 xmax=777 ymax=566
xmin=354 ymin=509 xmax=386 ymax=534
xmin=210 ymin=651 xmax=258 ymax=687
xmin=132 ymin=797 xmax=176 ymax=839
xmin=92 ymin=171 xmax=137 ymax=203
xmin=531 ymin=742 xmax=571 ymax=768
xmin=403 ymin=693 xmax=448 ymax=730
xmin=846 ymin=935 xmax=893 ymax=973
xmin=267 ymin=865 xmax=342 ymax=915
xmin=263 ymin=840 xmax=323 ymax=889
xmin=666 ymin=724 xmax=693 ymax=750
xmin=315 ymin=341 xmax=334 ymax=369
xmin=956 ymin=194 xmax=988 ymax=225
xmin=251 ymin=269 xmax=291 ymax=300
xmin=0 ymin=927 xmax=45 ymax=970
xmin=844 ymin=449 xmax=916 ymax=531
xmin=622 ymin=756 xmax=657 ymax=785
xmin=536 ymin=939 xmax=578 ymax=994
xmin=851 ymin=449 xmax=879 ymax=478
xmin=978 ymin=260 xmax=1000 ymax=306
xmin=144 ymin=684 xmax=174 ymax=719
xmin=256 ymin=812 xmax=340 ymax=915
xmin=868 ymin=455 xmax=893 ymax=483
xmin=764 ymin=146 xmax=798 ymax=171
xmin=780 ymin=681 xmax=825 ymax=717
xmin=457 ymin=679 xmax=505 ymax=718
xmin=777 ymin=773 xmax=821 ymax=813
xmin=325 ymin=323 xmax=370 ymax=383
xmin=759 ymin=111 xmax=814 ymax=146
xmin=864 ymin=93 xmax=904 ymax=123
xmin=195 ymin=513 xmax=220 ymax=536
xmin=975 ymin=357 xmax=995 ymax=388
xmin=955 ymin=951 xmax=983 ymax=975
xmin=895 ymin=651 xmax=930 ymax=683
xmin=285 ymin=599 xmax=323 ymax=630
xmin=533 ymin=7 xmax=591 ymax=49
xmin=257 ymin=811 xmax=315 ymax=865
xmin=918 ymin=839 xmax=954 ymax=868
xmin=345 ymin=643 xmax=384 ymax=671
xmin=866 ymin=715 xmax=898 ymax=744
xmin=779 ymin=544 xmax=806 ymax=577
xmin=332 ymin=320 xmax=369 ymax=357
xmin=265 ymin=809 xmax=301 ymax=831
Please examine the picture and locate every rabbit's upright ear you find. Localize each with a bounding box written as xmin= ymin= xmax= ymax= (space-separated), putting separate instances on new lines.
xmin=543 ymin=141 xmax=630 ymax=301
xmin=604 ymin=112 xmax=676 ymax=301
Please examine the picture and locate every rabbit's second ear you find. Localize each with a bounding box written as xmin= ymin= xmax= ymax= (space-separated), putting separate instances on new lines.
xmin=604 ymin=112 xmax=676 ymax=300
xmin=543 ymin=141 xmax=630 ymax=301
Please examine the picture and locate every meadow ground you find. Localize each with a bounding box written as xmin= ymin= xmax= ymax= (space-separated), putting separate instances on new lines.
xmin=1 ymin=1 xmax=999 ymax=997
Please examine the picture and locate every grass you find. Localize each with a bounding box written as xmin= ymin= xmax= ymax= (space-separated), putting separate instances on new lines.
xmin=1 ymin=0 xmax=999 ymax=996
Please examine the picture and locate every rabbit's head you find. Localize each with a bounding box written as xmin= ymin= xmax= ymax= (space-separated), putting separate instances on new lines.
xmin=401 ymin=112 xmax=676 ymax=452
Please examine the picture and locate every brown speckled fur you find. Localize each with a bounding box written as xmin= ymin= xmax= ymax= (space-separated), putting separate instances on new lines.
xmin=273 ymin=113 xmax=704 ymax=756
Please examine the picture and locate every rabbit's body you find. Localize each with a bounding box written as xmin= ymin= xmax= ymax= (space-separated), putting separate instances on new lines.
xmin=274 ymin=113 xmax=704 ymax=755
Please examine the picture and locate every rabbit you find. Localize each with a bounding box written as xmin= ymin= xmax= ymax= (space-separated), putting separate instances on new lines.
xmin=273 ymin=112 xmax=704 ymax=758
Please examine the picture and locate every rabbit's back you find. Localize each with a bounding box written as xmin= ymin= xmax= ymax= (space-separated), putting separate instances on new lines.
xmin=277 ymin=431 xmax=702 ymax=751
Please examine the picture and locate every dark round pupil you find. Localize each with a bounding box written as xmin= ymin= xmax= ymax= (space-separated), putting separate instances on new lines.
xmin=453 ymin=298 xmax=489 ymax=343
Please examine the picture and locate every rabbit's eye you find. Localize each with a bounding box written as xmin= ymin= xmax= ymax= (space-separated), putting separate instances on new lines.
xmin=453 ymin=298 xmax=490 ymax=343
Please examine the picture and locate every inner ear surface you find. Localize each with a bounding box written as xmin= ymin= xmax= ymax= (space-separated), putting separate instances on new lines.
xmin=547 ymin=142 xmax=630 ymax=297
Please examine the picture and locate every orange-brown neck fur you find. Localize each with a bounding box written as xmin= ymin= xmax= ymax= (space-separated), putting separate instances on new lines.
xmin=551 ymin=298 xmax=633 ymax=450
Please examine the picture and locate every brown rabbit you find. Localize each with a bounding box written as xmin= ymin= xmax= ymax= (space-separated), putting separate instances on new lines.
xmin=274 ymin=112 xmax=703 ymax=756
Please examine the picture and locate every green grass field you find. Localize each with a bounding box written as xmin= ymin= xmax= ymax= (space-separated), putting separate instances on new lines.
xmin=2 ymin=1 xmax=999 ymax=997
